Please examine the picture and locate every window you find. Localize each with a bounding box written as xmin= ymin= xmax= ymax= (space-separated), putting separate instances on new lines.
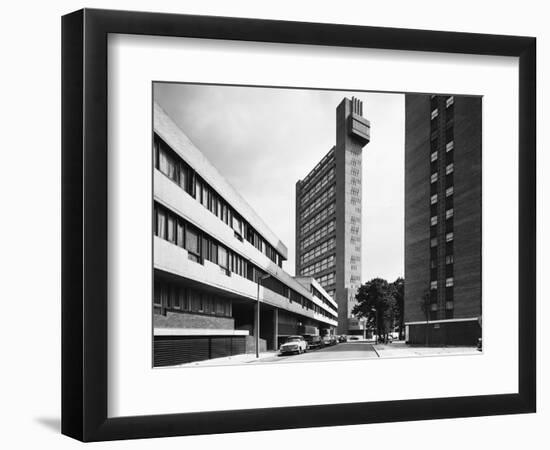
xmin=430 ymin=151 xmax=438 ymax=162
xmin=210 ymin=242 xmax=218 ymax=265
xmin=445 ymin=277 xmax=454 ymax=287
xmin=218 ymin=246 xmax=228 ymax=269
xmin=431 ymin=172 xmax=438 ymax=183
xmin=446 ymin=163 xmax=454 ymax=175
xmin=446 ymin=186 xmax=454 ymax=197
xmin=201 ymin=183 xmax=208 ymax=208
xmin=156 ymin=208 xmax=166 ymax=239
xmin=430 ymin=280 xmax=437 ymax=290
xmin=446 ymin=96 xmax=454 ymax=108
xmin=446 ymin=208 xmax=454 ymax=219
xmin=194 ymin=178 xmax=201 ymax=202
xmin=431 ymin=194 xmax=438 ymax=205
xmin=185 ymin=227 xmax=200 ymax=261
xmin=232 ymin=216 xmax=242 ymax=236
xmin=446 ymin=255 xmax=454 ymax=264
xmin=431 ymin=108 xmax=439 ymax=119
xmin=166 ymin=215 xmax=175 ymax=243
xmin=176 ymin=221 xmax=184 ymax=247
xmin=431 ymin=216 xmax=438 ymax=226
xmin=446 ymin=141 xmax=454 ymax=152
xmin=446 ymin=232 xmax=454 ymax=242
xmin=158 ymin=146 xmax=176 ymax=181
xmin=430 ymin=237 xmax=437 ymax=247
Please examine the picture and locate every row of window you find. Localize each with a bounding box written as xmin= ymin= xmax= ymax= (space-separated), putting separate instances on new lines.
xmin=430 ymin=141 xmax=454 ymax=162
xmin=311 ymin=285 xmax=336 ymax=310
xmin=154 ymin=281 xmax=233 ymax=318
xmin=300 ymin=237 xmax=335 ymax=265
xmin=428 ymin=96 xmax=454 ymax=320
xmin=430 ymin=208 xmax=454 ymax=225
xmin=430 ymin=186 xmax=454 ymax=205
xmin=430 ymin=104 xmax=454 ymax=131
xmin=430 ymin=277 xmax=454 ymax=290
xmin=300 ymin=149 xmax=335 ymax=191
xmin=155 ymin=203 xmax=250 ymax=277
xmin=301 ymin=254 xmax=336 ymax=277
xmin=154 ymin=134 xmax=283 ymax=267
xmin=429 ymin=97 xmax=454 ymax=120
xmin=316 ymin=272 xmax=336 ymax=289
xmin=430 ymin=232 xmax=454 ymax=247
xmin=300 ymin=220 xmax=336 ymax=251
xmin=430 ymin=164 xmax=454 ymax=184
xmin=300 ymin=167 xmax=335 ymax=206
xmin=300 ymin=202 xmax=335 ymax=235
xmin=300 ymin=185 xmax=335 ymax=221
xmin=155 ymin=203 xmax=337 ymax=321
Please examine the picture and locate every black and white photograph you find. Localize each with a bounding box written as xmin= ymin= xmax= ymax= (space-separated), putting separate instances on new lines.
xmin=152 ymin=83 xmax=482 ymax=368
xmin=0 ymin=0 xmax=543 ymax=447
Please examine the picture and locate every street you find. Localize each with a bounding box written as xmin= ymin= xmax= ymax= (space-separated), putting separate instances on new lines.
xmin=248 ymin=341 xmax=378 ymax=364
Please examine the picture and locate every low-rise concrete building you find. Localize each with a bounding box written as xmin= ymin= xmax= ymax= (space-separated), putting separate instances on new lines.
xmin=153 ymin=103 xmax=338 ymax=366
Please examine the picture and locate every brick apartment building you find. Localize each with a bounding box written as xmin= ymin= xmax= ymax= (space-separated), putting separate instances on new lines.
xmin=404 ymin=94 xmax=482 ymax=345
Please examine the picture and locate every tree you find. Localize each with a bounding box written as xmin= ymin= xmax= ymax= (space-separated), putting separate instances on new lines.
xmin=353 ymin=278 xmax=397 ymax=343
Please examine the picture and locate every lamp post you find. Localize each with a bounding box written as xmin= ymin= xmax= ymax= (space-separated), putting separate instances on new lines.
xmin=256 ymin=273 xmax=271 ymax=358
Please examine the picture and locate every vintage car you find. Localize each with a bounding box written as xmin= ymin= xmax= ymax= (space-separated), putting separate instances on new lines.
xmin=279 ymin=335 xmax=308 ymax=355
xmin=322 ymin=335 xmax=337 ymax=346
xmin=302 ymin=334 xmax=323 ymax=350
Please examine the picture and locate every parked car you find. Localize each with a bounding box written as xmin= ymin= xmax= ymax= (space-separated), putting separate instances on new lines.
xmin=302 ymin=334 xmax=323 ymax=350
xmin=477 ymin=337 xmax=482 ymax=351
xmin=279 ymin=336 xmax=308 ymax=355
xmin=338 ymin=335 xmax=347 ymax=343
xmin=322 ymin=335 xmax=337 ymax=346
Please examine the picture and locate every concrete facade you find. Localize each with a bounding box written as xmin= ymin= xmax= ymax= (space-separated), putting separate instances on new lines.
xmin=296 ymin=97 xmax=370 ymax=335
xmin=153 ymin=102 xmax=338 ymax=365
xmin=404 ymin=94 xmax=481 ymax=345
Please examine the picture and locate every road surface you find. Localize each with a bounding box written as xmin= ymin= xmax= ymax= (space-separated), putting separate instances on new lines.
xmin=248 ymin=341 xmax=378 ymax=364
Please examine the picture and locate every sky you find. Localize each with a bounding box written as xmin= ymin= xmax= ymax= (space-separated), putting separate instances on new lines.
xmin=154 ymin=83 xmax=404 ymax=283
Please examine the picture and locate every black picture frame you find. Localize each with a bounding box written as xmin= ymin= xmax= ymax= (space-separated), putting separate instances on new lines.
xmin=61 ymin=8 xmax=536 ymax=442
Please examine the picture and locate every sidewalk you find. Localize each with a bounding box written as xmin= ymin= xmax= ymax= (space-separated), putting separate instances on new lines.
xmin=373 ymin=342 xmax=480 ymax=358
xmin=172 ymin=351 xmax=278 ymax=368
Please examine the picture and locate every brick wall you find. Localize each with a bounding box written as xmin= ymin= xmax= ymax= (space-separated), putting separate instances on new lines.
xmin=154 ymin=311 xmax=235 ymax=329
